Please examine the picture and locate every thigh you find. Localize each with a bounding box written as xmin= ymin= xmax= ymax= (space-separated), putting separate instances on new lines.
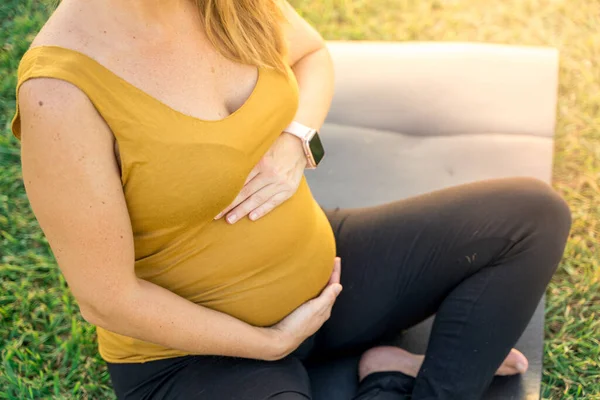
xmin=314 ymin=177 xmax=560 ymax=353
xmin=107 ymin=354 xmax=311 ymax=400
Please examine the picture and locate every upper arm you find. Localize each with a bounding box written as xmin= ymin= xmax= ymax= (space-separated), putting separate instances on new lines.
xmin=278 ymin=0 xmax=327 ymax=66
xmin=18 ymin=77 xmax=136 ymax=322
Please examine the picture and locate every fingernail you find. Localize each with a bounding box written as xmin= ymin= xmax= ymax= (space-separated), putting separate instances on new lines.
xmin=334 ymin=285 xmax=342 ymax=295
xmin=214 ymin=214 xmax=221 ymax=220
xmin=227 ymin=214 xmax=237 ymax=223
xmin=516 ymin=362 xmax=527 ymax=372
xmin=250 ymin=212 xmax=258 ymax=220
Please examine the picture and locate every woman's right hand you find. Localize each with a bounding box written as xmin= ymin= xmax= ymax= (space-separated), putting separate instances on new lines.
xmin=267 ymin=257 xmax=343 ymax=360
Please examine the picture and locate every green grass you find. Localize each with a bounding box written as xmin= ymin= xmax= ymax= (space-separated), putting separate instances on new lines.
xmin=1 ymin=0 xmax=598 ymax=398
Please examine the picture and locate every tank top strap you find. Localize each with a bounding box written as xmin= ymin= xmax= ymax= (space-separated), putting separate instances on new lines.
xmin=11 ymin=45 xmax=137 ymax=141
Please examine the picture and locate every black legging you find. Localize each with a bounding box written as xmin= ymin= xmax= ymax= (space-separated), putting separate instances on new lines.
xmin=106 ymin=177 xmax=571 ymax=399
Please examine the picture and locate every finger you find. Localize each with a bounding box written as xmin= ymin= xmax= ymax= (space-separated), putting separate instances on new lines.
xmin=314 ymin=283 xmax=342 ymax=312
xmin=214 ymin=173 xmax=271 ymax=219
xmin=327 ymin=257 xmax=341 ymax=286
xmin=248 ymin=191 xmax=290 ymax=221
xmin=243 ymin=166 xmax=260 ymax=186
xmin=225 ymin=184 xmax=279 ymax=224
xmin=318 ymin=284 xmax=343 ymax=318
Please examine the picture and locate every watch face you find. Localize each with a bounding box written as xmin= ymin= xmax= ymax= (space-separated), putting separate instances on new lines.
xmin=309 ymin=132 xmax=325 ymax=165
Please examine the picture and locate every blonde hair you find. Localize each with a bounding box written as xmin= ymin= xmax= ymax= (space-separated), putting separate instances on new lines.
xmin=196 ymin=0 xmax=290 ymax=74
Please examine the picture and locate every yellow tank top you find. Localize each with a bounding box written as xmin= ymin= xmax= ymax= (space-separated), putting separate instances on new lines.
xmin=11 ymin=45 xmax=336 ymax=363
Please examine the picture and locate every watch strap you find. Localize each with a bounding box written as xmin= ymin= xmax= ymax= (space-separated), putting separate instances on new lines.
xmin=282 ymin=120 xmax=315 ymax=141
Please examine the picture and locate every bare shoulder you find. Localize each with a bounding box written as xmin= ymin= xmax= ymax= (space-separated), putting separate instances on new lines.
xmin=28 ymin=0 xmax=113 ymax=55
xmin=20 ymin=75 xmax=90 ymax=109
xmin=18 ymin=76 xmax=111 ymax=145
xmin=18 ymin=71 xmax=120 ymax=190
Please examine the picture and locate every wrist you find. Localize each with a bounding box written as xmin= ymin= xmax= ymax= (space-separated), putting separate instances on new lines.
xmin=281 ymin=131 xmax=309 ymax=169
xmin=256 ymin=326 xmax=293 ymax=361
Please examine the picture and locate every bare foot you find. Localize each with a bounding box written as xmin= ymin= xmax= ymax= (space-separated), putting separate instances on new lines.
xmin=358 ymin=346 xmax=529 ymax=382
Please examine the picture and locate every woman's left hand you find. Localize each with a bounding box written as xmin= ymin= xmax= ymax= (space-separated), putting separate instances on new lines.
xmin=213 ymin=132 xmax=307 ymax=224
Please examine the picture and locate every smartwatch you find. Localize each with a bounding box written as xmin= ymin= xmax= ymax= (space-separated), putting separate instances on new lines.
xmin=282 ymin=120 xmax=325 ymax=169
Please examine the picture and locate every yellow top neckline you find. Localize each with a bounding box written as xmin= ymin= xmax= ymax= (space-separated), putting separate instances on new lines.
xmin=21 ymin=45 xmax=265 ymax=125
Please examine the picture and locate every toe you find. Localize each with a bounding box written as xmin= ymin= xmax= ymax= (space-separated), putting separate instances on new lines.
xmin=496 ymin=349 xmax=529 ymax=376
xmin=509 ymin=348 xmax=529 ymax=373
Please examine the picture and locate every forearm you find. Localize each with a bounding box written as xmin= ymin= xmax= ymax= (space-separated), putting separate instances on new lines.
xmin=82 ymin=277 xmax=283 ymax=361
xmin=290 ymin=45 xmax=335 ymax=131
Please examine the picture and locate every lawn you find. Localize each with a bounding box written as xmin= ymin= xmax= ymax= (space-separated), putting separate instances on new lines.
xmin=1 ymin=0 xmax=598 ymax=398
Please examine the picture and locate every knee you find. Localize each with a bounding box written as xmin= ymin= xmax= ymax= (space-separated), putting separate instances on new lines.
xmin=498 ymin=178 xmax=572 ymax=279
xmin=493 ymin=177 xmax=572 ymax=284
xmin=507 ymin=177 xmax=572 ymax=238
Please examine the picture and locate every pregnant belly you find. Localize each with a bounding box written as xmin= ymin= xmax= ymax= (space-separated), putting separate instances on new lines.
xmin=135 ymin=178 xmax=337 ymax=326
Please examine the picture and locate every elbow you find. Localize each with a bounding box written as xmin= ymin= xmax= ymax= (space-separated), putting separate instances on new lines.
xmin=314 ymin=45 xmax=332 ymax=66
xmin=78 ymin=293 xmax=127 ymax=328
xmin=79 ymin=301 xmax=110 ymax=327
xmin=77 ymin=279 xmax=139 ymax=327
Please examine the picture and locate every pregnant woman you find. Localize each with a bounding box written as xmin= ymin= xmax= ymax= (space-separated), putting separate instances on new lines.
xmin=12 ymin=0 xmax=571 ymax=398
